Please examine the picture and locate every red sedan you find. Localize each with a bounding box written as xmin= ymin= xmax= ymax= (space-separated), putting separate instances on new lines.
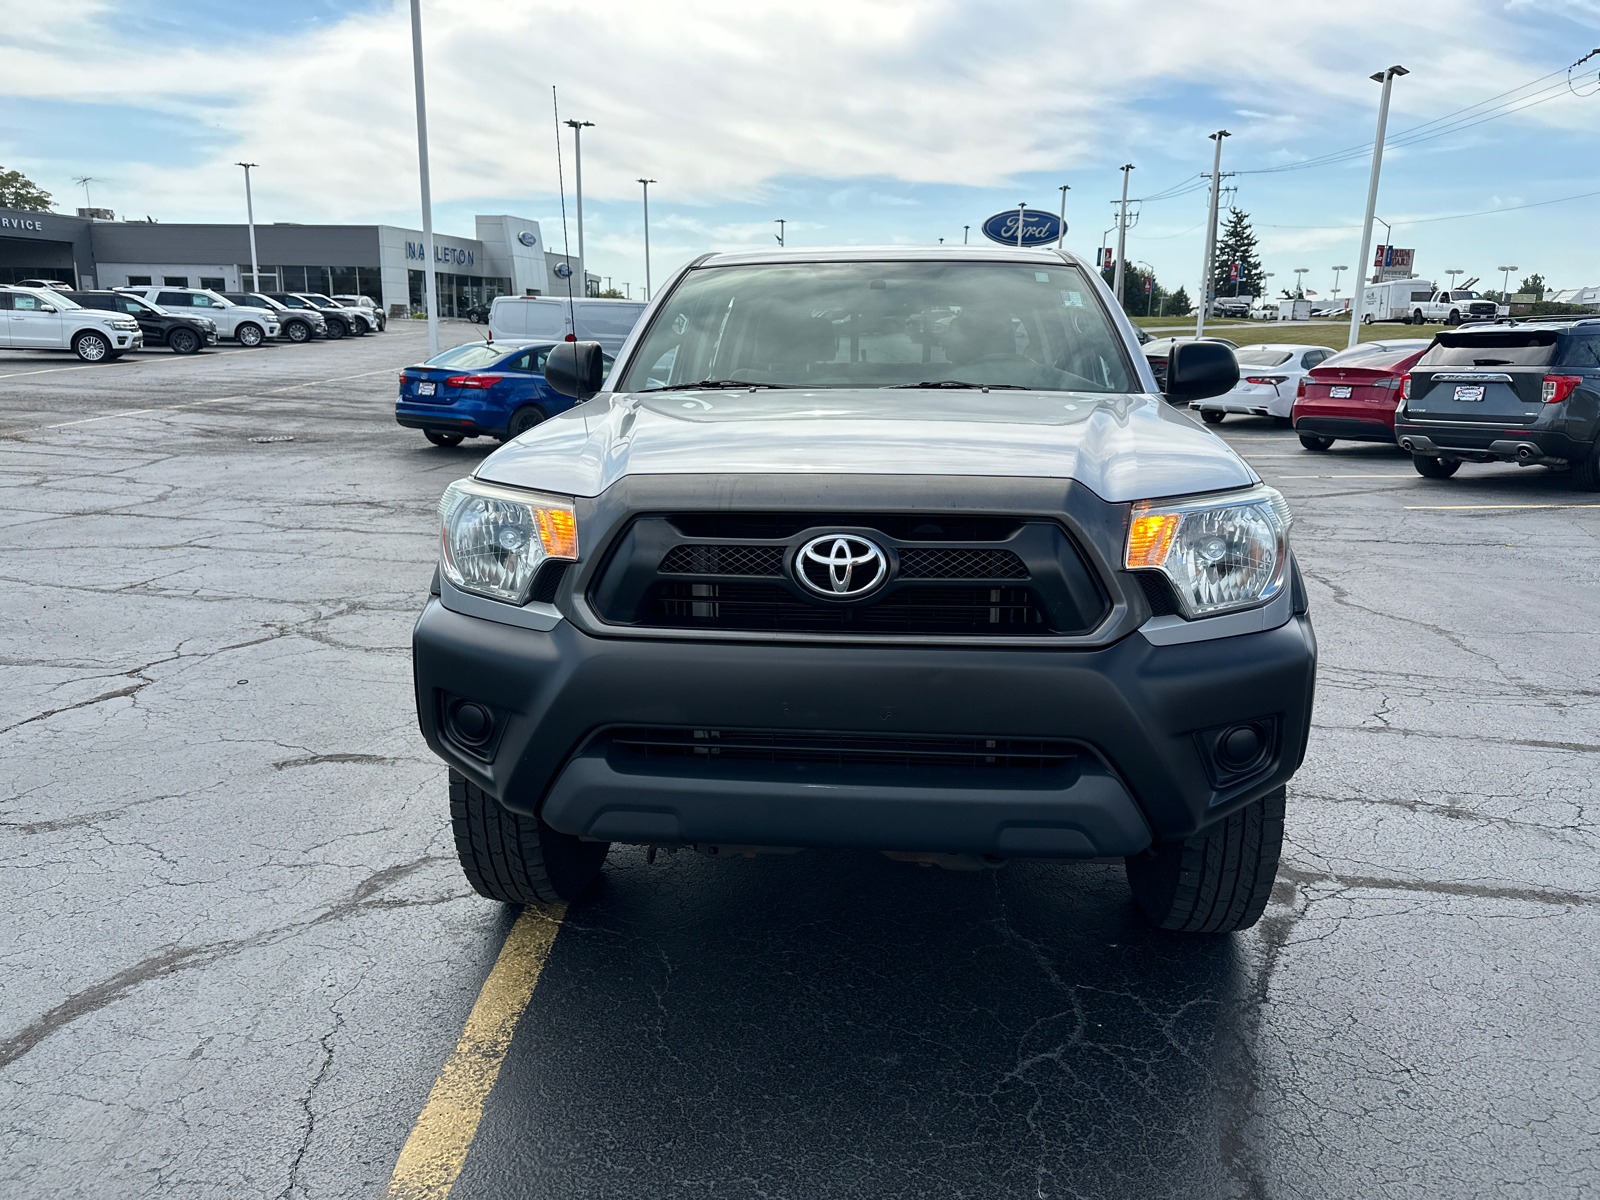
xmin=1291 ymin=339 xmax=1432 ymax=451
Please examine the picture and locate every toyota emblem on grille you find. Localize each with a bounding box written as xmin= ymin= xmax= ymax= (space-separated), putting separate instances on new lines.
xmin=795 ymin=534 xmax=888 ymax=598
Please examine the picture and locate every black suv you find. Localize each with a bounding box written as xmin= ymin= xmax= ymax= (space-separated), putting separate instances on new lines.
xmin=265 ymin=293 xmax=353 ymax=339
xmin=1395 ymin=317 xmax=1600 ymax=486
xmin=221 ymin=293 xmax=322 ymax=344
xmin=62 ymin=290 xmax=218 ymax=355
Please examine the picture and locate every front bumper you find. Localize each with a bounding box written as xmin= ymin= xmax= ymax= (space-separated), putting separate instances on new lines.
xmin=412 ymin=599 xmax=1317 ymax=856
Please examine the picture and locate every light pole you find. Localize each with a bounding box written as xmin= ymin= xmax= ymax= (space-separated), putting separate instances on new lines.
xmin=1348 ymin=64 xmax=1408 ymax=347
xmin=637 ymin=178 xmax=656 ymax=301
xmin=564 ymin=119 xmax=594 ymax=294
xmin=1137 ymin=260 xmax=1158 ymax=317
xmin=1196 ymin=130 xmax=1230 ymax=338
xmin=1057 ymin=184 xmax=1070 ymax=248
xmin=1446 ymin=269 xmax=1463 ymax=295
xmin=1294 ymin=267 xmax=1309 ymax=299
xmin=235 ymin=163 xmax=261 ymax=292
xmin=1016 ymin=202 xmax=1027 ymax=248
xmin=1330 ymin=265 xmax=1348 ymax=299
xmin=1499 ymin=265 xmax=1518 ymax=297
xmin=408 ymin=0 xmax=439 ymax=354
xmin=963 ymin=225 xmax=969 ymax=245
xmin=1114 ymin=164 xmax=1134 ymax=307
xmin=774 ymin=219 xmax=786 ymax=247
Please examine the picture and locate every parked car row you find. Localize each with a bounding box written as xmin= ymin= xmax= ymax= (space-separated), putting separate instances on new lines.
xmin=0 ymin=282 xmax=387 ymax=361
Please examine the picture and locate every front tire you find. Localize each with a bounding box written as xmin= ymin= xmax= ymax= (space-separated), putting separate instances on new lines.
xmin=284 ymin=320 xmax=311 ymax=344
xmin=1200 ymin=409 xmax=1226 ymax=425
xmin=236 ymin=322 xmax=264 ymax=347
xmin=1447 ymin=310 xmax=1461 ymax=326
xmin=450 ymin=770 xmax=609 ymax=904
xmin=1125 ymin=786 xmax=1285 ymax=933
xmin=167 ymin=328 xmax=201 ymax=355
xmin=324 ymin=319 xmax=346 ymax=340
xmin=1413 ymin=454 xmax=1460 ymax=479
xmin=73 ymin=331 xmax=110 ymax=362
xmin=1298 ymin=432 xmax=1334 ymax=451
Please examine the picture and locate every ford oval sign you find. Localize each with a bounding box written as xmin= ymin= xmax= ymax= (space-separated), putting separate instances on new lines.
xmin=981 ymin=209 xmax=1065 ymax=247
xmin=553 ymin=262 xmax=573 ymax=279
xmin=517 ymin=230 xmax=538 ymax=247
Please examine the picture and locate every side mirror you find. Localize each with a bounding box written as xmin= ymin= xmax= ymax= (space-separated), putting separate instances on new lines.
xmin=1164 ymin=342 xmax=1238 ymax=403
xmin=39 ymin=305 xmax=57 ymax=313
xmin=542 ymin=340 xmax=606 ymax=400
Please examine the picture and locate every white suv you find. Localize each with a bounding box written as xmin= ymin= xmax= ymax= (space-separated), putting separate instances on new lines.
xmin=0 ymin=285 xmax=144 ymax=361
xmin=119 ymin=287 xmax=280 ymax=347
xmin=333 ymin=294 xmax=386 ymax=332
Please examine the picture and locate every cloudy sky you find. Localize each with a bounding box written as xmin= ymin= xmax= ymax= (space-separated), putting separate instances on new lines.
xmin=2 ymin=0 xmax=1598 ymax=300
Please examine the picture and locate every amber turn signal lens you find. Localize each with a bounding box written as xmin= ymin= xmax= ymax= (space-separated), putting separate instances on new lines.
xmin=536 ymin=507 xmax=579 ymax=559
xmin=1126 ymin=511 xmax=1181 ymax=569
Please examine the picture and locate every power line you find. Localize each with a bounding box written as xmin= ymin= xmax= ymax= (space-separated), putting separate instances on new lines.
xmin=1252 ymin=185 xmax=1600 ymax=231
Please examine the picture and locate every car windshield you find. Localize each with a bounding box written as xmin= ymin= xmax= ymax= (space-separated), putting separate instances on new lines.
xmin=1235 ymin=349 xmax=1295 ymax=367
xmin=614 ymin=260 xmax=1134 ymax=394
xmin=305 ymin=294 xmax=336 ymax=305
xmin=425 ymin=343 xmax=511 ymax=370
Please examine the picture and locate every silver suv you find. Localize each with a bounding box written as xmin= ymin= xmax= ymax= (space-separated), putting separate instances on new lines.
xmin=0 ymin=285 xmax=143 ymax=361
xmin=412 ymin=246 xmax=1315 ymax=934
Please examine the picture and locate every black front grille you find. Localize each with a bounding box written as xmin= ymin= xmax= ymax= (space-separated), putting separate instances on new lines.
xmin=659 ymin=544 xmax=783 ymax=576
xmin=647 ymin=581 xmax=1047 ymax=634
xmin=1134 ymin=571 xmax=1178 ymax=616
xmin=898 ymin=547 xmax=1027 ymax=580
xmin=607 ymin=727 xmax=1079 ymax=771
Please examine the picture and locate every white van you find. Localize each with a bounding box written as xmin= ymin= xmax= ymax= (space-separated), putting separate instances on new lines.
xmin=488 ymin=296 xmax=647 ymax=354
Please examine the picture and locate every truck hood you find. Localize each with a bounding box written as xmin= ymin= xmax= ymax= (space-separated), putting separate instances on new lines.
xmin=473 ymin=388 xmax=1259 ymax=504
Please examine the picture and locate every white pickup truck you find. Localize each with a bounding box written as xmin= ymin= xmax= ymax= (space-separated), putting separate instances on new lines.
xmin=1359 ymin=277 xmax=1502 ymax=325
xmin=1408 ymin=280 xmax=1500 ymax=326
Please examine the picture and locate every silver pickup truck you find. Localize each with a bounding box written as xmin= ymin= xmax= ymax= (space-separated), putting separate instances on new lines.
xmin=412 ymin=246 xmax=1317 ymax=934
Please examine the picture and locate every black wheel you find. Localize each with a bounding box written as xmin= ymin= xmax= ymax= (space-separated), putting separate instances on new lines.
xmin=73 ymin=331 xmax=110 ymax=362
xmin=284 ymin=320 xmax=311 ymax=344
xmin=1125 ymin=786 xmax=1284 ymax=933
xmin=1413 ymin=454 xmax=1460 ymax=479
xmin=167 ymin=327 xmax=201 ymax=355
xmin=351 ymin=317 xmax=368 ymax=336
xmin=425 ymin=429 xmax=464 ymax=447
xmin=1412 ymin=310 xmax=1423 ymax=325
xmin=1298 ymin=433 xmax=1335 ymax=451
xmin=1569 ymin=447 xmax=1600 ymax=491
xmin=1200 ymin=409 xmax=1226 ymax=425
xmin=1447 ymin=311 xmax=1461 ymax=326
xmin=236 ymin=322 xmax=264 ymax=347
xmin=450 ymin=769 xmax=609 ymax=904
xmin=504 ymin=405 xmax=547 ymax=440
xmin=324 ymin=319 xmax=346 ymax=340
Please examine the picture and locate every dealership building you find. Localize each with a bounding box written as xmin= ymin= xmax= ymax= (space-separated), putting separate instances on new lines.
xmin=0 ymin=207 xmax=593 ymax=316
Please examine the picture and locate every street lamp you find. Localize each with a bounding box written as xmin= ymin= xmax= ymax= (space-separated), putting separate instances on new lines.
xmin=1446 ymin=269 xmax=1463 ymax=291
xmin=1294 ymin=267 xmax=1309 ymax=298
xmin=1114 ymin=164 xmax=1135 ymax=307
xmin=235 ymin=163 xmax=261 ymax=292
xmin=1197 ymin=130 xmax=1230 ymax=338
xmin=1330 ymin=265 xmax=1349 ymax=299
xmin=1349 ymin=64 xmax=1408 ymax=347
xmin=1499 ymin=265 xmax=1519 ymax=296
xmin=774 ymin=219 xmax=786 ymax=247
xmin=564 ymin=119 xmax=595 ymax=294
xmin=963 ymin=225 xmax=969 ymax=245
xmin=408 ymin=0 xmax=439 ymax=355
xmin=1137 ymin=260 xmax=1159 ymax=317
xmin=637 ymin=178 xmax=656 ymax=301
xmin=1057 ymin=184 xmax=1070 ymax=248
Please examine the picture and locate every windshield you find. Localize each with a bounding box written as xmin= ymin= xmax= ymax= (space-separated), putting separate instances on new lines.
xmin=1234 ymin=349 xmax=1294 ymax=367
xmin=1419 ymin=331 xmax=1558 ymax=368
xmin=424 ymin=343 xmax=510 ymax=370
xmin=614 ymin=260 xmax=1134 ymax=394
xmin=304 ymin=294 xmax=336 ymax=306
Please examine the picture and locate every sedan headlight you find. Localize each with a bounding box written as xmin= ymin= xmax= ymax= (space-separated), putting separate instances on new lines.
xmin=438 ymin=478 xmax=578 ymax=604
xmin=1125 ymin=485 xmax=1291 ymax=618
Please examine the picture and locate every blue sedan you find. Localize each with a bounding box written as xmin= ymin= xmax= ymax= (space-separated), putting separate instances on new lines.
xmin=395 ymin=339 xmax=614 ymax=447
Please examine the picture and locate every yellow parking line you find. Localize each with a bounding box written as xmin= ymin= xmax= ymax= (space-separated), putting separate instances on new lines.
xmin=1404 ymin=503 xmax=1600 ymax=510
xmin=386 ymin=903 xmax=566 ymax=1200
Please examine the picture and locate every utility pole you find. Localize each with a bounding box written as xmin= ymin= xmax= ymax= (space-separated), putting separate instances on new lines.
xmin=637 ymin=178 xmax=656 ymax=301
xmin=1349 ymin=65 xmax=1408 ymax=347
xmin=565 ymin=119 xmax=594 ymax=294
xmin=1113 ymin=164 xmax=1134 ymax=307
xmin=1196 ymin=130 xmax=1230 ymax=338
xmin=235 ymin=163 xmax=260 ymax=292
xmin=774 ymin=219 xmax=786 ymax=247
xmin=1057 ymin=184 xmax=1070 ymax=248
xmin=408 ymin=0 xmax=439 ymax=355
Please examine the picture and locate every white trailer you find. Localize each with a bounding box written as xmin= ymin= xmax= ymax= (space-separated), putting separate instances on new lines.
xmin=1357 ymin=277 xmax=1436 ymax=324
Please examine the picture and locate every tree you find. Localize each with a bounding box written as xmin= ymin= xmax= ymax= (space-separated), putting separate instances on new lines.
xmin=1168 ymin=286 xmax=1191 ymax=316
xmin=0 ymin=166 xmax=53 ymax=211
xmin=1099 ymin=259 xmax=1164 ymax=316
xmin=1211 ymin=209 xmax=1264 ymax=300
xmin=1518 ymin=273 xmax=1546 ymax=299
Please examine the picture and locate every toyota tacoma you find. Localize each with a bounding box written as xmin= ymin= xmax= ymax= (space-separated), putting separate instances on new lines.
xmin=412 ymin=246 xmax=1317 ymax=933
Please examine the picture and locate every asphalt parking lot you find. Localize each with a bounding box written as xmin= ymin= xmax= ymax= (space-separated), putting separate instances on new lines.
xmin=3 ymin=326 xmax=1598 ymax=1200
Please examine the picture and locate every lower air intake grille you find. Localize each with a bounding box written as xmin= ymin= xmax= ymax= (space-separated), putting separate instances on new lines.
xmin=647 ymin=581 xmax=1048 ymax=634
xmin=606 ymin=728 xmax=1080 ymax=771
xmin=659 ymin=544 xmax=784 ymax=576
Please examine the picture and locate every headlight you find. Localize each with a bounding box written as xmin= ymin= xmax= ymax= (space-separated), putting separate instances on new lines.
xmin=438 ymin=478 xmax=578 ymax=604
xmin=1125 ymin=485 xmax=1291 ymax=618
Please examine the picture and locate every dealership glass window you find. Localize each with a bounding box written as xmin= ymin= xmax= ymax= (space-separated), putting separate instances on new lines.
xmin=200 ymin=277 xmax=225 ymax=291
xmin=164 ymin=276 xmax=189 ymax=287
xmin=246 ymin=265 xmax=382 ymax=304
xmin=127 ymin=275 xmax=152 ymax=287
xmin=407 ymin=269 xmax=511 ymax=317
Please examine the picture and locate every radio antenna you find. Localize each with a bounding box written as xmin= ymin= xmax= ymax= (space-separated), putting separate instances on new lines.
xmin=552 ymin=86 xmax=577 ymax=331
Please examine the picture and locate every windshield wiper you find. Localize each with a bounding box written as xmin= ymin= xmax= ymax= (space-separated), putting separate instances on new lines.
xmin=885 ymin=380 xmax=1028 ymax=390
xmin=639 ymin=380 xmax=798 ymax=391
